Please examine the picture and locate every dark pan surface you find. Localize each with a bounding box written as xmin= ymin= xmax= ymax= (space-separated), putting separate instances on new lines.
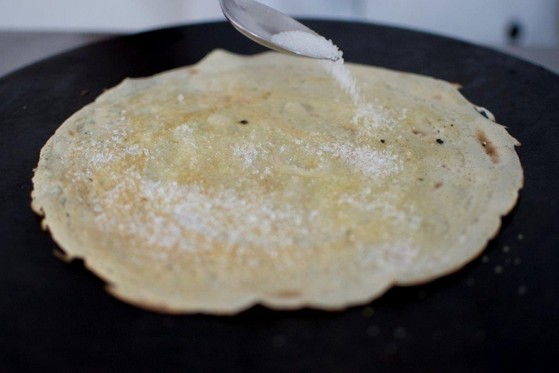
xmin=1 ymin=21 xmax=558 ymax=371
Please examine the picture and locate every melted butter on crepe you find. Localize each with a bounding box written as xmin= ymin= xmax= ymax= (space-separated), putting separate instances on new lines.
xmin=31 ymin=50 xmax=523 ymax=314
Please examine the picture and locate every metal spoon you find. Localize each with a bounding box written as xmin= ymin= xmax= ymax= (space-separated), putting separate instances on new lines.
xmin=219 ymin=0 xmax=339 ymax=61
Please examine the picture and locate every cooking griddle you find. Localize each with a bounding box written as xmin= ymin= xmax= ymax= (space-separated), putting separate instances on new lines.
xmin=1 ymin=21 xmax=558 ymax=371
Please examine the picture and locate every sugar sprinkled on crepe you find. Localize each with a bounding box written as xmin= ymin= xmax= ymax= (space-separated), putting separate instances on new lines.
xmin=31 ymin=51 xmax=523 ymax=314
xmin=271 ymin=30 xmax=361 ymax=105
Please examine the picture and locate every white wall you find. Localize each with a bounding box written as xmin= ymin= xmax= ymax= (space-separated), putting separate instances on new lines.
xmin=0 ymin=0 xmax=190 ymax=31
xmin=364 ymin=0 xmax=559 ymax=46
xmin=1 ymin=0 xmax=557 ymax=47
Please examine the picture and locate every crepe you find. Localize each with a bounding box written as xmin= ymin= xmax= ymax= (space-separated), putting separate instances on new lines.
xmin=31 ymin=50 xmax=523 ymax=314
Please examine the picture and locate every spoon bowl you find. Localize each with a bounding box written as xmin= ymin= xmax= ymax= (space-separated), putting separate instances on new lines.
xmin=219 ymin=0 xmax=339 ymax=60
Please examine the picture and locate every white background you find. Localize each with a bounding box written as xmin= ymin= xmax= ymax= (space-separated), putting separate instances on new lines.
xmin=0 ymin=0 xmax=558 ymax=47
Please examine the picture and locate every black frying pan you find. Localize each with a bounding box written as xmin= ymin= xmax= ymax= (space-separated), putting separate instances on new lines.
xmin=1 ymin=21 xmax=558 ymax=371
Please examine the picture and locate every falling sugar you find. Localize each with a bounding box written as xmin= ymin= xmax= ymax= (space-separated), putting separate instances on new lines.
xmin=320 ymin=58 xmax=361 ymax=106
xmin=271 ymin=30 xmax=361 ymax=106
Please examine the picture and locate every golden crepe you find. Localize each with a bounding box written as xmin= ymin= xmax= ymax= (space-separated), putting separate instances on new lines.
xmin=31 ymin=50 xmax=522 ymax=314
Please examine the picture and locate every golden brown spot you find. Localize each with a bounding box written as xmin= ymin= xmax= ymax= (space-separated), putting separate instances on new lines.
xmin=434 ymin=182 xmax=443 ymax=189
xmin=271 ymin=290 xmax=302 ymax=298
xmin=411 ymin=128 xmax=426 ymax=136
xmin=476 ymin=130 xmax=499 ymax=163
xmin=345 ymin=229 xmax=356 ymax=242
xmin=261 ymin=91 xmax=271 ymax=99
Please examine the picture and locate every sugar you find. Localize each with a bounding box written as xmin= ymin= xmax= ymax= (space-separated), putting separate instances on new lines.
xmin=320 ymin=141 xmax=401 ymax=179
xmin=271 ymin=30 xmax=361 ymax=105
xmin=352 ymin=103 xmax=397 ymax=131
xmin=133 ymin=179 xmax=314 ymax=251
xmin=232 ymin=142 xmax=260 ymax=168
xmin=271 ymin=30 xmax=342 ymax=61
xmin=320 ymin=58 xmax=361 ymax=106
xmin=272 ymin=30 xmax=398 ymax=132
